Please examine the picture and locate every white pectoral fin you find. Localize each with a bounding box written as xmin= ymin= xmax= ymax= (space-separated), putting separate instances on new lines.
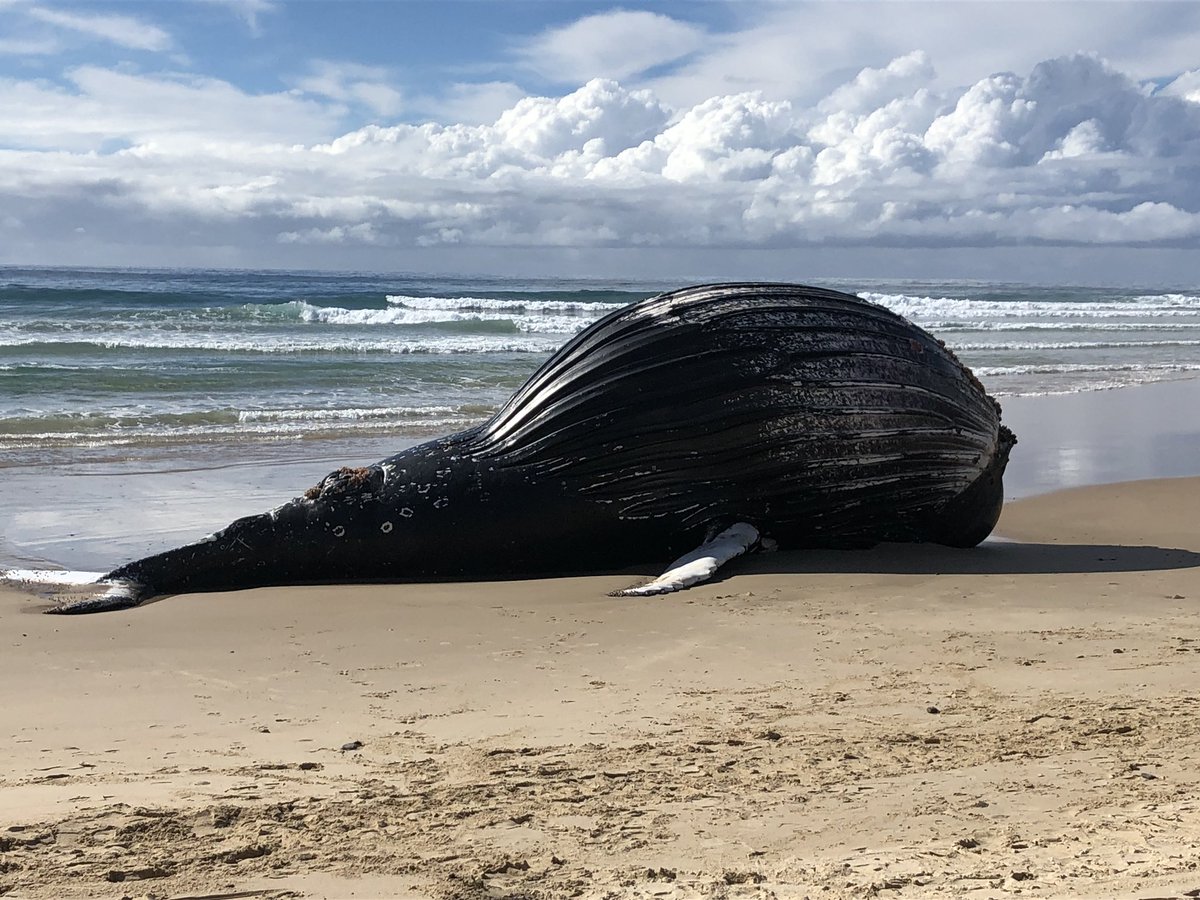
xmin=616 ymin=523 xmax=760 ymax=597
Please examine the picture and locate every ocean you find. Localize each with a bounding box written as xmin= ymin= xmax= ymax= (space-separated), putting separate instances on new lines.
xmin=3 ymin=266 xmax=1200 ymax=466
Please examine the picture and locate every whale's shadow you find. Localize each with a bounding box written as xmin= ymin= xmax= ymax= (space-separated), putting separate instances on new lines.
xmin=10 ymin=540 xmax=1197 ymax=615
xmin=727 ymin=540 xmax=1200 ymax=578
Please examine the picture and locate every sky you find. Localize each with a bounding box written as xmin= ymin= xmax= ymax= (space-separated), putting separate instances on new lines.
xmin=1 ymin=0 xmax=1200 ymax=283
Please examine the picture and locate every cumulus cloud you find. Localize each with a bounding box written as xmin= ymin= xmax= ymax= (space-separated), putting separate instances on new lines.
xmin=818 ymin=51 xmax=936 ymax=115
xmin=2 ymin=51 xmax=1200 ymax=266
xmin=491 ymin=78 xmax=669 ymax=158
xmin=595 ymin=92 xmax=799 ymax=183
xmin=1163 ymin=69 xmax=1200 ymax=104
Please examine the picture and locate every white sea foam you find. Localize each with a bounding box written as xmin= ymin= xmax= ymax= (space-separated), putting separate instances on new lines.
xmin=975 ymin=362 xmax=1200 ymax=377
xmin=294 ymin=299 xmax=593 ymax=334
xmin=926 ymin=321 xmax=1200 ymax=332
xmin=861 ymin=291 xmax=1200 ymax=320
xmin=385 ymin=293 xmax=628 ymax=313
xmin=1132 ymin=293 xmax=1200 ymax=303
xmin=950 ymin=339 xmax=1200 ymax=351
xmin=0 ymin=333 xmax=564 ymax=354
xmin=0 ymin=413 xmax=492 ymax=450
xmin=237 ymin=405 xmax=472 ymax=423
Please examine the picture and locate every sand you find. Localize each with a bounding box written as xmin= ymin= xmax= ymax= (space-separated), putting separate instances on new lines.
xmin=4 ymin=377 xmax=1200 ymax=899
xmin=1 ymin=473 xmax=1198 ymax=900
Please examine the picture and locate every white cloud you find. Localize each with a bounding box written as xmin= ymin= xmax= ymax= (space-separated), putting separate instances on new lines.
xmin=818 ymin=51 xmax=936 ymax=115
xmin=1043 ymin=119 xmax=1109 ymax=160
xmin=492 ymin=78 xmax=669 ymax=158
xmin=293 ymin=61 xmax=404 ymax=118
xmin=924 ymin=54 xmax=1200 ymax=167
xmin=0 ymin=35 xmax=61 ymax=55
xmin=1163 ymin=69 xmax=1200 ymax=104
xmin=0 ymin=65 xmax=345 ymax=151
xmin=518 ymin=10 xmax=706 ymax=83
xmin=595 ymin=92 xmax=798 ymax=184
xmin=924 ymin=72 xmax=1034 ymax=166
xmin=278 ymin=223 xmax=388 ymax=245
xmin=200 ymin=0 xmax=278 ymax=35
xmin=26 ymin=5 xmax=171 ymax=52
xmin=639 ymin=3 xmax=1200 ymax=111
xmin=424 ymin=81 xmax=530 ymax=126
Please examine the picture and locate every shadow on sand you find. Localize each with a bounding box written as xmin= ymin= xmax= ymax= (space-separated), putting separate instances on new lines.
xmin=8 ymin=539 xmax=1197 ymax=615
xmin=733 ymin=540 xmax=1200 ymax=578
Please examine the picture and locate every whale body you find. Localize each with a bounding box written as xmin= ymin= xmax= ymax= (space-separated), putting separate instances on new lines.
xmin=33 ymin=283 xmax=1016 ymax=613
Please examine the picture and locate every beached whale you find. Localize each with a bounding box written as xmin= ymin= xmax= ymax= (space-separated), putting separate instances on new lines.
xmin=16 ymin=283 xmax=1016 ymax=613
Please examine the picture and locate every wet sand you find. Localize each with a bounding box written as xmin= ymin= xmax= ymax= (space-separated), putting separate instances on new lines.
xmin=2 ymin=382 xmax=1200 ymax=899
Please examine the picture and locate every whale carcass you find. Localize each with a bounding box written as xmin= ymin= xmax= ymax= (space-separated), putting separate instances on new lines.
xmin=20 ymin=283 xmax=1016 ymax=613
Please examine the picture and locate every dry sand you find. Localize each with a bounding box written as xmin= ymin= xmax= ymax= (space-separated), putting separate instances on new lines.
xmin=2 ymin=475 xmax=1200 ymax=900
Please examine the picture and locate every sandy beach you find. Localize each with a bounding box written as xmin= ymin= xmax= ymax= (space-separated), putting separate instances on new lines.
xmin=3 ymin=382 xmax=1200 ymax=899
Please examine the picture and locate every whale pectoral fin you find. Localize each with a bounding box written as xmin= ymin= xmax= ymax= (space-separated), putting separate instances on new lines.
xmin=1 ymin=569 xmax=146 ymax=614
xmin=614 ymin=523 xmax=760 ymax=597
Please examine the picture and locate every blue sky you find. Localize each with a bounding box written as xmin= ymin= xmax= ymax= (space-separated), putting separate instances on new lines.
xmin=2 ymin=1 xmax=1200 ymax=282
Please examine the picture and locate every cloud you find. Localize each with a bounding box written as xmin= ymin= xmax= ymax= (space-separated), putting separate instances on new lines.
xmin=924 ymin=54 xmax=1198 ymax=165
xmin=491 ymin=78 xmax=669 ymax=158
xmin=421 ymin=81 xmax=530 ymax=126
xmin=1163 ymin=68 xmax=1200 ymax=104
xmin=278 ymin=222 xmax=388 ymax=245
xmin=638 ymin=2 xmax=1200 ymax=111
xmin=2 ymin=52 xmax=1200 ymax=269
xmin=0 ymin=35 xmax=60 ymax=55
xmin=594 ymin=92 xmax=798 ymax=184
xmin=199 ymin=0 xmax=278 ymax=35
xmin=818 ymin=51 xmax=936 ymax=115
xmin=517 ymin=10 xmax=707 ymax=83
xmin=293 ymin=61 xmax=404 ymax=118
xmin=25 ymin=5 xmax=171 ymax=52
xmin=0 ymin=65 xmax=345 ymax=151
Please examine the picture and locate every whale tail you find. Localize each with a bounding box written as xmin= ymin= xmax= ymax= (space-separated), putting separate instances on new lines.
xmin=0 ymin=569 xmax=147 ymax=614
xmin=45 ymin=579 xmax=146 ymax=614
xmin=4 ymin=502 xmax=309 ymax=614
xmin=32 ymin=494 xmax=358 ymax=613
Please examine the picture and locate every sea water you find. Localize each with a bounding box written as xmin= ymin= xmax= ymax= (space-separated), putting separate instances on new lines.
xmin=3 ymin=266 xmax=1199 ymax=463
